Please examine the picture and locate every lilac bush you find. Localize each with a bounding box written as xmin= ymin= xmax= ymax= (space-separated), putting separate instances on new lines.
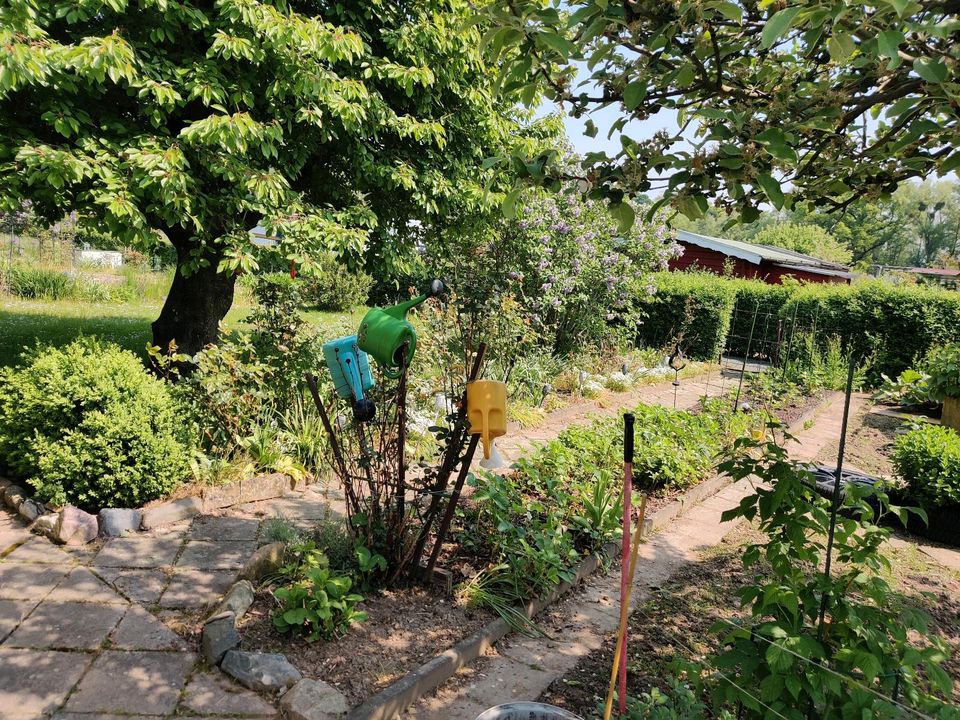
xmin=499 ymin=191 xmax=677 ymax=354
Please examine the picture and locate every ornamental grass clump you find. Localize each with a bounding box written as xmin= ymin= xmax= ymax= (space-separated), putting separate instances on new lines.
xmin=0 ymin=338 xmax=192 ymax=511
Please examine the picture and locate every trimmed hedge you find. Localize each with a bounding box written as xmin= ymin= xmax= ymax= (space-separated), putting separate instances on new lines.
xmin=635 ymin=272 xmax=960 ymax=381
xmin=634 ymin=272 xmax=735 ymax=360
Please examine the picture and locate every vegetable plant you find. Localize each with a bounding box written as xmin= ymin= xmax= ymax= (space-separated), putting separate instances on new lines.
xmin=272 ymin=567 xmax=367 ymax=642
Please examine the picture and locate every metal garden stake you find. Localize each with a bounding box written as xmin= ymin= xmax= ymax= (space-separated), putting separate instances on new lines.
xmin=619 ymin=412 xmax=634 ymax=714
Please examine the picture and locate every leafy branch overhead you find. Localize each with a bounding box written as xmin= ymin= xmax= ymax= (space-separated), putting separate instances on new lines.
xmin=485 ymin=0 xmax=960 ymax=224
xmin=0 ymin=0 xmax=542 ymax=351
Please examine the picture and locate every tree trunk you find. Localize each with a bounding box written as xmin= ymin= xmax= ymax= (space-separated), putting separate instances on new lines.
xmin=152 ymin=245 xmax=236 ymax=356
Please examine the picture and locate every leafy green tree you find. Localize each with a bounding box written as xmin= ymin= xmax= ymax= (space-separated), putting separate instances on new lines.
xmin=0 ymin=0 xmax=528 ymax=353
xmin=891 ymin=181 xmax=960 ymax=266
xmin=751 ymin=222 xmax=852 ymax=265
xmin=486 ymin=0 xmax=960 ymax=227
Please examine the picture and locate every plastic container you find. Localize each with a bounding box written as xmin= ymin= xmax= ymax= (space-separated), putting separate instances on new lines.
xmin=467 ymin=379 xmax=508 ymax=459
xmin=475 ymin=703 xmax=584 ymax=720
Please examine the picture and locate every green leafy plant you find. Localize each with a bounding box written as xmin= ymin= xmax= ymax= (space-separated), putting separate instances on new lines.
xmin=272 ymin=566 xmax=367 ymax=642
xmin=601 ymin=677 xmax=735 ymax=720
xmin=873 ymin=369 xmax=935 ymax=409
xmin=354 ymin=544 xmax=388 ymax=591
xmin=893 ymin=424 xmax=960 ymax=510
xmin=712 ymin=430 xmax=953 ymax=718
xmin=261 ymin=515 xmax=303 ymax=546
xmin=0 ymin=338 xmax=192 ymax=510
xmin=925 ymin=343 xmax=960 ymax=402
xmin=297 ymin=258 xmax=370 ymax=311
xmin=570 ymin=470 xmax=624 ymax=549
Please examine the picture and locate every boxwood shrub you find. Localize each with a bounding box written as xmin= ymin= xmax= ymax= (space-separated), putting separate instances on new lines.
xmin=0 ymin=339 xmax=193 ymax=511
xmin=892 ymin=424 xmax=960 ymax=511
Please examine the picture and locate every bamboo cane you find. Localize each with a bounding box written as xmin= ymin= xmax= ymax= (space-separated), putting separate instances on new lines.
xmin=603 ymin=494 xmax=648 ymax=720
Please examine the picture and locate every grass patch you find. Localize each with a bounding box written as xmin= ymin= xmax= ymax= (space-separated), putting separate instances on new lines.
xmin=0 ymin=297 xmax=366 ymax=367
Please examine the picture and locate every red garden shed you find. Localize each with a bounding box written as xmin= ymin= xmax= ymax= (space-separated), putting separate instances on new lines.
xmin=669 ymin=230 xmax=853 ymax=285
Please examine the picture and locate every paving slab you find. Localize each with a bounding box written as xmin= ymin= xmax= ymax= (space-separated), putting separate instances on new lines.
xmin=176 ymin=540 xmax=257 ymax=570
xmin=5 ymin=600 xmax=125 ymax=650
xmin=96 ymin=568 xmax=170 ymax=604
xmin=179 ymin=669 xmax=278 ymax=717
xmin=0 ymin=562 xmax=70 ymax=600
xmin=0 ymin=648 xmax=93 ymax=718
xmin=93 ymin=536 xmax=183 ymax=568
xmin=189 ymin=515 xmax=261 ymax=542
xmin=4 ymin=537 xmax=77 ymax=565
xmin=46 ymin=567 xmax=129 ymax=605
xmin=0 ymin=527 xmax=31 ymax=552
xmin=159 ymin=569 xmax=236 ymax=608
xmin=110 ymin=605 xmax=189 ymax=650
xmin=64 ymin=649 xmax=197 ymax=715
xmin=0 ymin=599 xmax=39 ymax=642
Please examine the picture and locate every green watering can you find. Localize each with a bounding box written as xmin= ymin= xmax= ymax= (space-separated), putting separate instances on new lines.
xmin=357 ymin=279 xmax=443 ymax=378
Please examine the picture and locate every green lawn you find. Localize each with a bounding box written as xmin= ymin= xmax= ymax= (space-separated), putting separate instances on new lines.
xmin=0 ymin=297 xmax=365 ymax=367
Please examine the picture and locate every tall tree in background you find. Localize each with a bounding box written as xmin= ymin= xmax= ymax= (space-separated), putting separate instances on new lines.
xmin=486 ymin=0 xmax=960 ymax=228
xmin=0 ymin=0 xmax=530 ymax=353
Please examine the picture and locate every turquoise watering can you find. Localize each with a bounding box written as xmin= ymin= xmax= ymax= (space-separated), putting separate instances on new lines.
xmin=357 ymin=279 xmax=443 ymax=378
xmin=322 ymin=335 xmax=376 ymax=422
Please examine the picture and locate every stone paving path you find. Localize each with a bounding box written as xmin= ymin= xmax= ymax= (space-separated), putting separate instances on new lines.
xmin=4 ymin=381 xmax=956 ymax=720
xmin=0 ymin=483 xmax=342 ymax=720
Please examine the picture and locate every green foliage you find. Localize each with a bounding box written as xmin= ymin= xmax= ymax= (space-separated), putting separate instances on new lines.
xmin=893 ymin=424 xmax=960 ymax=510
xmin=261 ymin=515 xmax=304 ymax=546
xmin=634 ymin=272 xmax=736 ymax=360
xmin=0 ymin=338 xmax=191 ymax=510
xmin=296 ymin=259 xmax=370 ymax=312
xmin=640 ymin=273 xmax=960 ymax=383
xmin=782 ymin=334 xmax=867 ymax=393
xmin=153 ymin=275 xmax=323 ymax=456
xmin=604 ymin=678 xmax=735 ymax=720
xmin=750 ymin=224 xmax=852 ymax=266
xmin=873 ymin=369 xmax=935 ymax=408
xmin=487 ymin=0 xmax=960 ymax=226
xmin=0 ymin=265 xmax=138 ymax=303
xmin=924 ymin=343 xmax=960 ymax=402
xmin=272 ymin=566 xmax=367 ymax=642
xmin=458 ymin=398 xmax=756 ymax=626
xmin=713 ymin=432 xmax=953 ymax=718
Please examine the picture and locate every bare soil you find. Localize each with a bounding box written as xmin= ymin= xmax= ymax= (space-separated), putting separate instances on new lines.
xmin=240 ymin=585 xmax=492 ymax=706
xmin=814 ymin=404 xmax=901 ymax=478
xmin=538 ymin=524 xmax=960 ymax=717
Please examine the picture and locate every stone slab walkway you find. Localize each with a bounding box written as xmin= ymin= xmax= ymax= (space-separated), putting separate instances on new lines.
xmin=0 ymin=482 xmax=342 ymax=720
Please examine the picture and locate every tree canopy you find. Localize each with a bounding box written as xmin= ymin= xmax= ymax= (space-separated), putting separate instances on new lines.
xmin=1 ymin=0 xmax=534 ymax=352
xmin=486 ymin=0 xmax=960 ymax=227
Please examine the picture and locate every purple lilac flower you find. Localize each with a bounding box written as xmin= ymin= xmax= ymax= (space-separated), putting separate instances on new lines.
xmin=542 ymin=282 xmax=552 ymax=291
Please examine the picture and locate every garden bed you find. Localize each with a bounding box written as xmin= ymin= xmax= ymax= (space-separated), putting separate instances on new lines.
xmin=538 ymin=524 xmax=960 ymax=716
xmin=239 ymin=586 xmax=492 ymax=706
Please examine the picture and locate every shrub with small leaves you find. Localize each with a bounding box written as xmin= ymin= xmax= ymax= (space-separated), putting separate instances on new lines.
xmin=0 ymin=338 xmax=192 ymax=510
xmin=893 ymin=424 xmax=960 ymax=510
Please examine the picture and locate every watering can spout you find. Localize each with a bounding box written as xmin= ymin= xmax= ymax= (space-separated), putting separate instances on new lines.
xmin=357 ymin=279 xmax=444 ymax=377
xmin=383 ymin=279 xmax=445 ymax=320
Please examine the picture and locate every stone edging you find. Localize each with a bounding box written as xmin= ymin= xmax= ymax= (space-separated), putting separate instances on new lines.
xmin=0 ymin=471 xmax=300 ymax=546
